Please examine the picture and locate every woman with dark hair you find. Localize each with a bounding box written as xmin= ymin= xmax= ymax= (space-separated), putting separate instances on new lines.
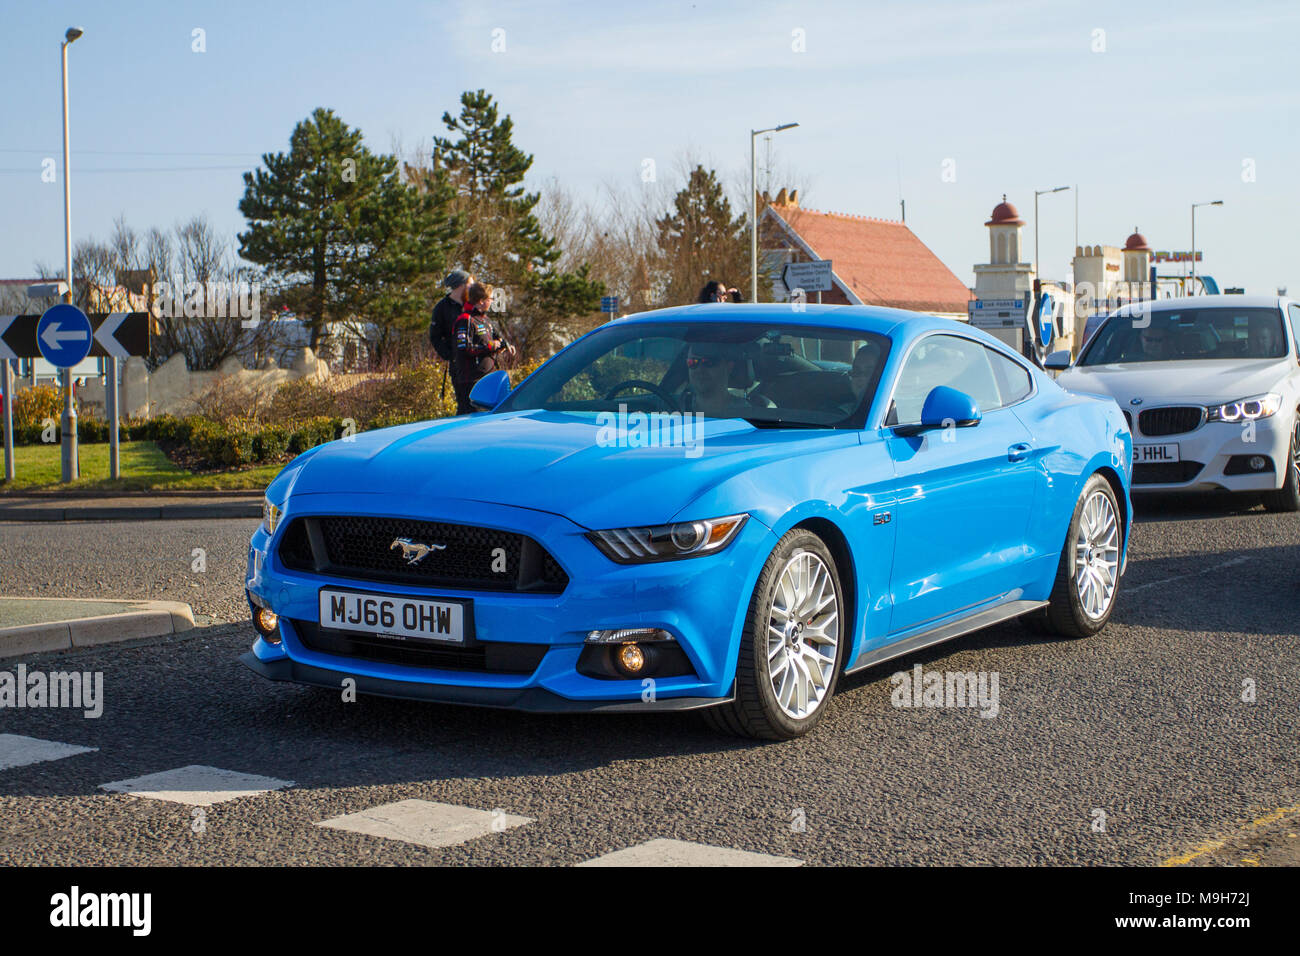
xmin=697 ymin=280 xmax=741 ymax=304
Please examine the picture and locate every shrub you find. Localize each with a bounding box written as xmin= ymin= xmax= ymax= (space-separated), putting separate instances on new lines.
xmin=252 ymin=425 xmax=290 ymax=462
xmin=11 ymin=384 xmax=62 ymax=432
xmin=287 ymin=417 xmax=341 ymax=454
xmin=267 ymin=377 xmax=339 ymax=424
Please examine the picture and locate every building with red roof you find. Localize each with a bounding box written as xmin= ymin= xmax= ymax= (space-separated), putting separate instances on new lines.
xmin=761 ymin=190 xmax=972 ymax=318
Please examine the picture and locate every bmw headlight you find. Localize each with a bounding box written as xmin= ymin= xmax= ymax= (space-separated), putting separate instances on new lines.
xmin=1207 ymin=392 xmax=1282 ymax=423
xmin=262 ymin=497 xmax=282 ymax=535
xmin=587 ymin=514 xmax=748 ymax=563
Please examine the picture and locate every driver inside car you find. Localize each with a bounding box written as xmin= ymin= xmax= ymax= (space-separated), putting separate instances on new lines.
xmin=682 ymin=342 xmax=774 ymax=419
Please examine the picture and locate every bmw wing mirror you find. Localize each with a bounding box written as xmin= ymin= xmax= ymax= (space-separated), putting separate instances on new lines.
xmin=895 ymin=386 xmax=981 ymax=437
xmin=1043 ymin=349 xmax=1072 ymax=371
xmin=469 ymin=370 xmax=512 ymax=411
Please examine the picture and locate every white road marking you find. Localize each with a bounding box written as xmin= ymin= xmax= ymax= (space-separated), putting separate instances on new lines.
xmin=576 ymin=838 xmax=803 ymax=867
xmin=99 ymin=765 xmax=294 ymax=806
xmin=1127 ymin=555 xmax=1252 ymax=593
xmin=0 ymin=734 xmax=96 ymax=771
xmin=317 ymin=798 xmax=532 ymax=850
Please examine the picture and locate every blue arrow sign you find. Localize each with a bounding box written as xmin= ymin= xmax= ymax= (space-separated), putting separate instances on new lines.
xmin=37 ymin=303 xmax=93 ymax=368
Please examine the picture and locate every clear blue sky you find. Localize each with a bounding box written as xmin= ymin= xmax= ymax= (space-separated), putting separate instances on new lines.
xmin=2 ymin=0 xmax=1296 ymax=296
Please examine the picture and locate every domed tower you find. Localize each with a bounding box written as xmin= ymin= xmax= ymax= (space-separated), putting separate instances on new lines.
xmin=1123 ymin=228 xmax=1151 ymax=284
xmin=973 ymin=196 xmax=1035 ymax=322
xmin=986 ymin=195 xmax=1025 ymax=265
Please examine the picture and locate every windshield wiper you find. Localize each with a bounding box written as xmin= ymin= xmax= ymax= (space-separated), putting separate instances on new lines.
xmin=741 ymin=417 xmax=828 ymax=429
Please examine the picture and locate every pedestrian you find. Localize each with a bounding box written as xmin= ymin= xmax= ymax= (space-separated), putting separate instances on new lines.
xmin=429 ymin=270 xmax=472 ymax=398
xmin=452 ymin=283 xmax=513 ymax=414
xmin=697 ymin=280 xmax=742 ymax=303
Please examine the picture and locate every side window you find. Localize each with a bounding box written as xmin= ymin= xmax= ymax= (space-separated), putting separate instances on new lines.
xmin=1288 ymin=305 xmax=1300 ymax=359
xmin=889 ymin=334 xmax=1002 ymax=424
xmin=985 ymin=347 xmax=1033 ymax=407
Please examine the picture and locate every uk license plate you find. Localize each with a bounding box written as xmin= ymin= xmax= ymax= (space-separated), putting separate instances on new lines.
xmin=1133 ymin=443 xmax=1180 ymax=464
xmin=318 ymin=589 xmax=468 ymax=643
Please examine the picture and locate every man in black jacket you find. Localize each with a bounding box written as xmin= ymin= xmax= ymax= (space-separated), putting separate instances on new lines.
xmin=430 ymin=271 xmax=472 ymax=395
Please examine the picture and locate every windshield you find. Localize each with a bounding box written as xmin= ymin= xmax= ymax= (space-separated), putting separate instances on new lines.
xmin=1078 ymin=307 xmax=1287 ymax=365
xmin=496 ymin=321 xmax=892 ymax=428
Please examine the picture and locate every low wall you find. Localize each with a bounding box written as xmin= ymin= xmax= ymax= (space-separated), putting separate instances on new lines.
xmin=75 ymin=348 xmax=331 ymax=419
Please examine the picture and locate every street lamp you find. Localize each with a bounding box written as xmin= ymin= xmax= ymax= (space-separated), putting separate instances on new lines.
xmin=751 ymin=122 xmax=798 ymax=303
xmin=1033 ymin=185 xmax=1070 ymax=281
xmin=60 ymin=26 xmax=84 ymax=482
xmin=1191 ymin=200 xmax=1223 ymax=288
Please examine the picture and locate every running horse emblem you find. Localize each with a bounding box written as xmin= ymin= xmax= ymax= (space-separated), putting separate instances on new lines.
xmin=390 ymin=537 xmax=447 ymax=565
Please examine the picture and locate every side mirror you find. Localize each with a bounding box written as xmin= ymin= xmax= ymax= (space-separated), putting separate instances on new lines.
xmin=468 ymin=370 xmax=512 ymax=411
xmin=895 ymin=386 xmax=981 ymax=437
xmin=1043 ymin=349 xmax=1072 ymax=371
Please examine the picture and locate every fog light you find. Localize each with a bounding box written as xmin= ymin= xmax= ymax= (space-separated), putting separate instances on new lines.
xmin=1250 ymin=456 xmax=1267 ymax=471
xmin=253 ymin=607 xmax=280 ymax=642
xmin=615 ymin=643 xmax=646 ymax=676
xmin=586 ymin=628 xmax=673 ymax=644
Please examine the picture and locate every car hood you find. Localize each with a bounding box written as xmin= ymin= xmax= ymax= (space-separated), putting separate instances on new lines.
xmin=1058 ymin=358 xmax=1291 ymax=405
xmin=287 ymin=409 xmax=859 ymax=528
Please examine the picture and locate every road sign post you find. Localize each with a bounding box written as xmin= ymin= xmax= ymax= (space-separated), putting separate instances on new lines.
xmin=600 ymin=296 xmax=619 ymax=320
xmin=2 ymin=356 xmax=13 ymax=483
xmin=0 ymin=316 xmax=16 ymax=483
xmin=0 ymin=310 xmax=148 ymax=482
xmin=38 ymin=303 xmax=93 ymax=482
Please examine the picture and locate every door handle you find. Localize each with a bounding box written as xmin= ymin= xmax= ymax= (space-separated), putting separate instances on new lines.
xmin=1007 ymin=442 xmax=1032 ymax=462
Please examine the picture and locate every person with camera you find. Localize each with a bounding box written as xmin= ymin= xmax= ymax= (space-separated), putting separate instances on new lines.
xmin=697 ymin=280 xmax=742 ymax=303
xmin=452 ymin=282 xmax=514 ymax=414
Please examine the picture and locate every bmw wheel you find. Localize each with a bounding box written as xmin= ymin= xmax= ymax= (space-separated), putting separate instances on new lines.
xmin=1261 ymin=415 xmax=1300 ymax=512
xmin=1032 ymin=473 xmax=1122 ymax=639
xmin=703 ymin=529 xmax=844 ymax=740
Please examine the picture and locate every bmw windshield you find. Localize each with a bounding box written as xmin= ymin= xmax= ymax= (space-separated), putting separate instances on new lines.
xmin=1078 ymin=307 xmax=1287 ymax=365
xmin=496 ymin=321 xmax=891 ymax=428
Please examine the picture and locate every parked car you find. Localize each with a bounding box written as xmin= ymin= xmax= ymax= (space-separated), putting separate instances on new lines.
xmin=1049 ymin=294 xmax=1300 ymax=509
xmin=242 ymin=304 xmax=1132 ymax=739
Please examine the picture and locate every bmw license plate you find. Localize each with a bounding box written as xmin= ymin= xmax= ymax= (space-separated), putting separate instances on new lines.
xmin=1133 ymin=443 xmax=1180 ymax=464
xmin=318 ymin=589 xmax=468 ymax=643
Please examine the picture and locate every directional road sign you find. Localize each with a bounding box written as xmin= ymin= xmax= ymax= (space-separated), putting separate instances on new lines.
xmin=37 ymin=304 xmax=93 ymax=368
xmin=0 ymin=312 xmax=149 ymax=360
xmin=782 ymin=260 xmax=834 ymax=294
xmin=600 ymin=296 xmax=619 ymax=313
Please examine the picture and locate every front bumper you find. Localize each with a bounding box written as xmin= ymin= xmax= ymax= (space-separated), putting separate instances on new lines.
xmin=238 ymin=651 xmax=731 ymax=712
xmin=243 ymin=493 xmax=773 ymax=710
xmin=1130 ymin=417 xmax=1290 ymax=493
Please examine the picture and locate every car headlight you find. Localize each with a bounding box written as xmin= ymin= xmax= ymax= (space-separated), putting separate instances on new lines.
xmin=262 ymin=497 xmax=282 ymax=535
xmin=1206 ymin=392 xmax=1282 ymax=423
xmin=587 ymin=514 xmax=748 ymax=563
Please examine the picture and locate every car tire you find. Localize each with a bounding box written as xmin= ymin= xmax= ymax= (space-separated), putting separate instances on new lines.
xmin=1261 ymin=416 xmax=1300 ymax=512
xmin=702 ymin=529 xmax=845 ymax=740
xmin=1028 ymin=473 xmax=1122 ymax=639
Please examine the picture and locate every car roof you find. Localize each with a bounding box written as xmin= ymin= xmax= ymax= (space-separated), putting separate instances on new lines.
xmin=1109 ymin=293 xmax=1291 ymax=315
xmin=610 ymin=302 xmax=976 ymax=340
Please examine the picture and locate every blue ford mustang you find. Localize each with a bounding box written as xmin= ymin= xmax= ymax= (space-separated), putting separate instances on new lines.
xmin=242 ymin=304 xmax=1132 ymax=739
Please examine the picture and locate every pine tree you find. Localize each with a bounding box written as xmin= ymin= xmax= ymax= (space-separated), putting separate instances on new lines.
xmin=239 ymin=108 xmax=456 ymax=351
xmin=426 ymin=90 xmax=602 ymax=358
xmin=655 ymin=165 xmax=749 ymax=305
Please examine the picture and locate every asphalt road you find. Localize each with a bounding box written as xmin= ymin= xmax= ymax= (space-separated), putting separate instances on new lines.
xmin=0 ymin=498 xmax=1297 ymax=866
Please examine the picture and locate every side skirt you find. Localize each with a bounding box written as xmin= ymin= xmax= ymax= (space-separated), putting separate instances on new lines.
xmin=843 ymin=599 xmax=1047 ymax=676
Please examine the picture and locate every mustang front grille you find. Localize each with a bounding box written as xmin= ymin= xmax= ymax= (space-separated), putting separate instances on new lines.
xmin=277 ymin=516 xmax=568 ymax=593
xmin=1137 ymin=406 xmax=1204 ymax=437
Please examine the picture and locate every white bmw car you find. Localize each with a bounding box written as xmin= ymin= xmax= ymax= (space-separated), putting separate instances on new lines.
xmin=1048 ymin=295 xmax=1300 ymax=509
